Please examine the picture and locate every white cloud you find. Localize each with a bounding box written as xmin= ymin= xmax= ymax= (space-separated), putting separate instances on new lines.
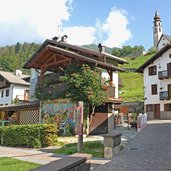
xmin=0 ymin=1 xmax=131 ymax=48
xmin=62 ymin=26 xmax=96 ymax=45
xmin=101 ymin=8 xmax=132 ymax=47
xmin=0 ymin=0 xmax=73 ymax=46
xmin=61 ymin=7 xmax=132 ymax=47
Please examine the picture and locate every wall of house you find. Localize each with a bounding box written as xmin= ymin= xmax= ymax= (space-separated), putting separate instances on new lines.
xmin=101 ymin=71 xmax=118 ymax=98
xmin=160 ymin=111 xmax=171 ymax=119
xmin=144 ymin=48 xmax=171 ymax=118
xmin=13 ymin=85 xmax=30 ymax=101
xmin=0 ymin=86 xmax=13 ymax=105
xmin=0 ymin=84 xmax=30 ymax=105
xmin=158 ymin=37 xmax=170 ymax=50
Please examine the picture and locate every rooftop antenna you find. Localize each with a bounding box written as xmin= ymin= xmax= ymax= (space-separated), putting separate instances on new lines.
xmin=52 ymin=23 xmax=63 ymax=41
xmin=96 ymin=19 xmax=103 ymax=49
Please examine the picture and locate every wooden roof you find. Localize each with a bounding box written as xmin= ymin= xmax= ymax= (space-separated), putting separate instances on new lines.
xmin=24 ymin=39 xmax=127 ymax=72
xmin=0 ymin=101 xmax=39 ymax=111
xmin=0 ymin=71 xmax=30 ymax=86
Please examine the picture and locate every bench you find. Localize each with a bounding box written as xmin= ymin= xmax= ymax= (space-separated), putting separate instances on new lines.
xmin=31 ymin=153 xmax=92 ymax=171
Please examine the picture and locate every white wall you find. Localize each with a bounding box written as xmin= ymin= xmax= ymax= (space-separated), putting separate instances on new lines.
xmin=13 ymin=84 xmax=30 ymax=101
xmin=158 ymin=37 xmax=170 ymax=50
xmin=0 ymin=84 xmax=30 ymax=105
xmin=101 ymin=71 xmax=118 ymax=98
xmin=144 ymin=48 xmax=171 ymax=111
xmin=0 ymin=86 xmax=13 ymax=105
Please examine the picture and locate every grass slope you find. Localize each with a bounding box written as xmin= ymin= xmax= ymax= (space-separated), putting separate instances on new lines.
xmin=0 ymin=157 xmax=40 ymax=171
xmin=119 ymin=53 xmax=154 ymax=99
xmin=122 ymin=53 xmax=154 ymax=69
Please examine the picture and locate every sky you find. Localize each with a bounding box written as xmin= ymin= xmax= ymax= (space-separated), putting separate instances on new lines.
xmin=0 ymin=0 xmax=171 ymax=50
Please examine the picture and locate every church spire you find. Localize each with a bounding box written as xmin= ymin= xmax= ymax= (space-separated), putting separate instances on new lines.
xmin=155 ymin=9 xmax=159 ymax=17
xmin=153 ymin=10 xmax=162 ymax=49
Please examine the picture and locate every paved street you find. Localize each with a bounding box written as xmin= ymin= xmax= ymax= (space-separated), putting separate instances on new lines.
xmin=95 ymin=120 xmax=171 ymax=171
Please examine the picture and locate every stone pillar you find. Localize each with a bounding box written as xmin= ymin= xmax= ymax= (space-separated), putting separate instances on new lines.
xmin=29 ymin=68 xmax=39 ymax=101
xmin=103 ymin=133 xmax=122 ymax=158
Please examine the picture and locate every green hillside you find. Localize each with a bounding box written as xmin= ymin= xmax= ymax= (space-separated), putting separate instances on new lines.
xmin=119 ymin=53 xmax=154 ymax=100
xmin=0 ymin=42 xmax=40 ymax=73
xmin=121 ymin=53 xmax=154 ymax=69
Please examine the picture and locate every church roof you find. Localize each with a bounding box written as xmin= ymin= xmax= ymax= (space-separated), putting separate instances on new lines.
xmin=157 ymin=34 xmax=171 ymax=47
xmin=155 ymin=9 xmax=160 ymax=17
xmin=154 ymin=9 xmax=161 ymax=20
xmin=163 ymin=34 xmax=171 ymax=42
xmin=137 ymin=44 xmax=171 ymax=73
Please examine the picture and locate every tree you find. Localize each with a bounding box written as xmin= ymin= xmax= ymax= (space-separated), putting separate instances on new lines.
xmin=59 ymin=64 xmax=108 ymax=134
xmin=112 ymin=45 xmax=145 ymax=57
xmin=147 ymin=46 xmax=157 ymax=54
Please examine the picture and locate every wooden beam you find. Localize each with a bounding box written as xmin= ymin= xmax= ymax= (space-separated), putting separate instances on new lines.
xmin=107 ymin=70 xmax=113 ymax=86
xmin=42 ymin=58 xmax=71 ymax=69
xmin=47 ymin=45 xmax=125 ymax=72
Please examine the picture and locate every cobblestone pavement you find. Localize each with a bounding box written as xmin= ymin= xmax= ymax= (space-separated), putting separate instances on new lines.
xmin=95 ymin=120 xmax=171 ymax=171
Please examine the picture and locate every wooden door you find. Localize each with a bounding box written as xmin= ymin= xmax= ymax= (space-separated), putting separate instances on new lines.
xmin=154 ymin=104 xmax=160 ymax=119
xmin=168 ymin=84 xmax=171 ymax=99
xmin=167 ymin=63 xmax=171 ymax=77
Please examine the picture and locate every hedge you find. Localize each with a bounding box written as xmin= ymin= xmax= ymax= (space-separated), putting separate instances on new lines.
xmin=0 ymin=124 xmax=57 ymax=148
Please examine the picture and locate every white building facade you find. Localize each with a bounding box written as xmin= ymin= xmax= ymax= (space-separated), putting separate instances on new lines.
xmin=141 ymin=46 xmax=171 ymax=119
xmin=0 ymin=71 xmax=30 ymax=105
xmin=137 ymin=11 xmax=171 ymax=119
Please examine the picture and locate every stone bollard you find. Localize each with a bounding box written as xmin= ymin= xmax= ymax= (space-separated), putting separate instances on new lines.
xmin=103 ymin=132 xmax=122 ymax=158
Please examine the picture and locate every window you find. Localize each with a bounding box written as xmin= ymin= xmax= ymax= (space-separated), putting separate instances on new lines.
xmin=6 ymin=89 xmax=9 ymax=97
xmin=164 ymin=103 xmax=171 ymax=111
xmin=169 ymin=54 xmax=171 ymax=58
xmin=148 ymin=66 xmax=157 ymax=76
xmin=1 ymin=91 xmax=4 ymax=97
xmin=151 ymin=84 xmax=157 ymax=95
xmin=146 ymin=104 xmax=153 ymax=112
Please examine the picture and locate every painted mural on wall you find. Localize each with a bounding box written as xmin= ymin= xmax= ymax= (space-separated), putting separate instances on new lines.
xmin=41 ymin=99 xmax=76 ymax=136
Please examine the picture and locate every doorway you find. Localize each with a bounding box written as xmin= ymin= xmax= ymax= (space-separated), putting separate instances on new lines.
xmin=154 ymin=104 xmax=160 ymax=119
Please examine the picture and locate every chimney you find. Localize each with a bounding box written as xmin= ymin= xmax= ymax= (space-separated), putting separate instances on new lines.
xmin=15 ymin=69 xmax=22 ymax=77
xmin=52 ymin=36 xmax=58 ymax=41
xmin=98 ymin=43 xmax=105 ymax=53
xmin=61 ymin=35 xmax=68 ymax=43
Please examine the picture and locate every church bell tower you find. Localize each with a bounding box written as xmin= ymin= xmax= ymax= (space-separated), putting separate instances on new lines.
xmin=153 ymin=10 xmax=163 ymax=49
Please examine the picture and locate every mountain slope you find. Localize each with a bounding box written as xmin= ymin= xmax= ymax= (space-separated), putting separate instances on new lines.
xmin=119 ymin=53 xmax=154 ymax=100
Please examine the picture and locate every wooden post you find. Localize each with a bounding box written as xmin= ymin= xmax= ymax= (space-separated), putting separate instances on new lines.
xmin=75 ymin=101 xmax=84 ymax=152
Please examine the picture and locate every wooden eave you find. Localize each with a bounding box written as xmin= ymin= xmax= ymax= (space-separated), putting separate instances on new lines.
xmin=0 ymin=102 xmax=39 ymax=111
xmin=25 ymin=43 xmax=125 ymax=72
xmin=24 ymin=39 xmax=127 ymax=71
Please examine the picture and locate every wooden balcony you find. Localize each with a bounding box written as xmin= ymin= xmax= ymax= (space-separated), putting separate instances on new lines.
xmin=0 ymin=80 xmax=9 ymax=88
xmin=103 ymin=85 xmax=117 ymax=102
xmin=38 ymin=72 xmax=119 ymax=102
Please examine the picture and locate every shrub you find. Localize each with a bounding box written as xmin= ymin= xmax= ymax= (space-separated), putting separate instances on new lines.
xmin=0 ymin=124 xmax=57 ymax=148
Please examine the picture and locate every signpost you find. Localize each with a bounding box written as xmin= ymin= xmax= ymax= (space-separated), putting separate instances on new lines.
xmin=75 ymin=101 xmax=83 ymax=152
